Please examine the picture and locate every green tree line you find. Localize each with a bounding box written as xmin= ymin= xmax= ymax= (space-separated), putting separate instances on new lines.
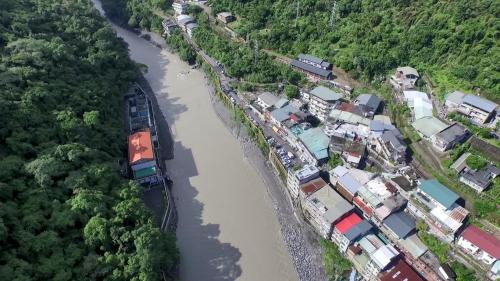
xmin=0 ymin=0 xmax=178 ymax=280
xmin=210 ymin=0 xmax=499 ymax=101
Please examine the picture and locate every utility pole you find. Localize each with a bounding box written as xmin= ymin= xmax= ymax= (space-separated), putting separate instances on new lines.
xmin=294 ymin=0 xmax=300 ymax=27
xmin=329 ymin=0 xmax=337 ymax=28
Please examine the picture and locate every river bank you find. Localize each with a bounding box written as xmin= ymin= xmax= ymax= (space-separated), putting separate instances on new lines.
xmin=92 ymin=1 xmax=326 ymax=279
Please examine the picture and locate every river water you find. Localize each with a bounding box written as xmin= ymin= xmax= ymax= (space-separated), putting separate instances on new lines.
xmin=92 ymin=1 xmax=299 ymax=280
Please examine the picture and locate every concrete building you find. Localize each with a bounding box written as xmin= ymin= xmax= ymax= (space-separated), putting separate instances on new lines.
xmin=374 ymin=129 xmax=408 ymax=164
xmin=308 ymin=86 xmax=343 ymax=121
xmin=286 ymin=165 xmax=320 ymax=200
xmin=431 ymin=123 xmax=469 ymax=152
xmin=355 ymin=94 xmax=382 ymax=116
xmin=330 ymin=166 xmax=374 ymax=202
xmin=291 ymin=54 xmax=333 ymax=81
xmin=390 ymin=66 xmax=420 ymax=91
xmin=458 ymin=94 xmax=498 ymax=124
xmin=173 ymin=1 xmax=189 ymax=15
xmin=331 ymin=213 xmax=373 ymax=252
xmin=382 ymin=211 xmax=416 ymax=240
xmin=301 ymin=185 xmax=353 ymax=239
xmin=398 ymin=233 xmax=428 ymax=259
xmin=296 ymin=127 xmax=330 ymax=165
xmin=457 ymin=225 xmax=500 ymax=266
xmin=217 ymin=12 xmax=235 ymax=24
xmin=269 ymin=104 xmax=299 ymax=127
xmin=460 ymin=164 xmax=500 ymax=193
xmin=407 ymin=179 xmax=468 ymax=242
xmin=256 ymin=92 xmax=281 ymax=110
xmin=444 ymin=91 xmax=466 ymax=111
xmin=379 ymin=259 xmax=424 ymax=281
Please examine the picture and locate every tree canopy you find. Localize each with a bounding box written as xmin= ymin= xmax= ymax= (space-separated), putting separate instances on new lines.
xmin=0 ymin=0 xmax=178 ymax=280
xmin=210 ymin=0 xmax=499 ymax=101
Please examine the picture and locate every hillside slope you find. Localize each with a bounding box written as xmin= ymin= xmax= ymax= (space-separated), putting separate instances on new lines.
xmin=211 ymin=0 xmax=499 ymax=100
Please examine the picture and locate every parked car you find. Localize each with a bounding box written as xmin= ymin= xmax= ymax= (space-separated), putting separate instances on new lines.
xmin=287 ymin=152 xmax=295 ymax=159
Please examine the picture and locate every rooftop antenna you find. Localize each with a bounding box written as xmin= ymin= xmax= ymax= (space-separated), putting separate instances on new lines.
xmin=329 ymin=1 xmax=337 ymax=28
xmin=294 ymin=0 xmax=300 ymax=27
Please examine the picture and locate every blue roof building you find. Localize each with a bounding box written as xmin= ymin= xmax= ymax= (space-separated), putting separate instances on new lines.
xmin=463 ymin=95 xmax=497 ymax=113
xmin=418 ymin=179 xmax=460 ymax=209
xmin=298 ymin=127 xmax=330 ymax=163
xmin=383 ymin=211 xmax=416 ymax=239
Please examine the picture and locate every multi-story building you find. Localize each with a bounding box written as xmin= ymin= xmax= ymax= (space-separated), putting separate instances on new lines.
xmin=407 ymin=179 xmax=468 ymax=243
xmin=173 ymin=1 xmax=189 ymax=15
xmin=286 ymin=165 xmax=320 ymax=200
xmin=307 ymin=86 xmax=343 ymax=122
xmin=431 ymin=123 xmax=469 ymax=152
xmin=458 ymin=94 xmax=498 ymax=124
xmin=301 ymin=185 xmax=353 ymax=239
xmin=331 ymin=213 xmax=373 ymax=252
xmin=329 ymin=166 xmax=374 ymax=202
xmin=379 ymin=259 xmax=424 ymax=281
xmin=291 ymin=54 xmax=333 ymax=81
xmin=457 ymin=225 xmax=500 ymax=266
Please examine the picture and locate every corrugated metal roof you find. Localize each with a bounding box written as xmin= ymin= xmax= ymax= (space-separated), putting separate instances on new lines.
xmin=344 ymin=220 xmax=373 ymax=241
xmin=379 ymin=259 xmax=424 ymax=281
xmin=356 ymin=94 xmax=381 ymax=111
xmin=291 ymin=60 xmax=332 ymax=78
xmin=383 ymin=211 xmax=416 ymax=239
xmin=299 ymin=127 xmax=330 ymax=160
xmin=372 ymin=244 xmax=399 ymax=269
xmin=463 ymin=94 xmax=498 ymax=113
xmin=412 ymin=116 xmax=448 ymax=138
xmin=461 ymin=225 xmax=500 ymax=259
xmin=339 ymin=173 xmax=362 ymax=194
xmin=258 ymin=92 xmax=280 ymax=107
xmin=310 ymin=86 xmax=343 ymax=101
xmin=419 ymin=179 xmax=459 ymax=209
xmin=335 ymin=213 xmax=362 ymax=234
xmin=270 ymin=104 xmax=299 ymax=123
xmin=445 ymin=91 xmax=465 ymax=105
xmin=128 ymin=129 xmax=154 ymax=164
xmin=434 ymin=123 xmax=467 ymax=143
xmin=400 ymin=234 xmax=427 ymax=258
xmin=413 ymin=97 xmax=433 ymax=120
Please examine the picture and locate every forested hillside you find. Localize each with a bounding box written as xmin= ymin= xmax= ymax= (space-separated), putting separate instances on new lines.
xmin=101 ymin=0 xmax=170 ymax=31
xmin=211 ymin=0 xmax=499 ymax=100
xmin=0 ymin=0 xmax=178 ymax=280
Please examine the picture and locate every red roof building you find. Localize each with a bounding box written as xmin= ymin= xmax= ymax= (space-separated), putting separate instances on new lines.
xmin=335 ymin=213 xmax=362 ymax=234
xmin=353 ymin=196 xmax=373 ymax=217
xmin=460 ymin=225 xmax=500 ymax=259
xmin=379 ymin=259 xmax=424 ymax=281
xmin=128 ymin=129 xmax=154 ymax=165
xmin=300 ymin=178 xmax=327 ymax=198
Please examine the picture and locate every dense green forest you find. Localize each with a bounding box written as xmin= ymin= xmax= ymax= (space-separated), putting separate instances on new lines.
xmin=101 ymin=0 xmax=170 ymax=31
xmin=211 ymin=0 xmax=499 ymax=100
xmin=0 ymin=0 xmax=178 ymax=280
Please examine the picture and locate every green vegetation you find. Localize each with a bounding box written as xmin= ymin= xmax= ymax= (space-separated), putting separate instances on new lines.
xmin=101 ymin=0 xmax=169 ymax=31
xmin=328 ymin=153 xmax=343 ymax=169
xmin=285 ymin=85 xmax=300 ymax=99
xmin=0 ymin=0 xmax=178 ymax=279
xmin=419 ymin=232 xmax=450 ymax=263
xmin=320 ymin=239 xmax=352 ymax=280
xmin=451 ymin=261 xmax=477 ymax=281
xmin=466 ymin=154 xmax=488 ymax=170
xmin=449 ymin=112 xmax=493 ymax=140
xmin=192 ymin=15 xmax=304 ymax=85
xmin=165 ymin=31 xmax=197 ymax=64
xmin=210 ymin=0 xmax=499 ymax=101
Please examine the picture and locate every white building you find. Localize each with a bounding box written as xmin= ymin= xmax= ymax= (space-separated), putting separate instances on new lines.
xmin=286 ymin=165 xmax=320 ymax=200
xmin=307 ymin=86 xmax=343 ymax=121
xmin=390 ymin=66 xmax=419 ymax=91
xmin=457 ymin=225 xmax=500 ymax=266
xmin=256 ymin=92 xmax=280 ymax=110
xmin=173 ymin=1 xmax=189 ymax=15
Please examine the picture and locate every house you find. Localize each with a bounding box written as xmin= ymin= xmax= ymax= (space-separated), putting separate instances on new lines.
xmin=374 ymin=129 xmax=408 ymax=165
xmin=411 ymin=116 xmax=449 ymax=140
xmin=457 ymin=225 xmax=500 ymax=266
xmin=173 ymin=1 xmax=189 ymax=15
xmin=407 ymin=179 xmax=468 ymax=242
xmin=444 ymin=91 xmax=466 ymax=111
xmin=390 ymin=66 xmax=420 ymax=91
xmin=269 ymin=104 xmax=300 ymax=127
xmin=128 ymin=129 xmax=159 ymax=183
xmin=177 ymin=15 xmax=195 ymax=28
xmin=330 ymin=166 xmax=374 ymax=202
xmin=389 ymin=175 xmax=416 ymax=199
xmin=331 ymin=213 xmax=373 ymax=252
xmin=292 ymin=54 xmax=333 ymax=81
xmin=297 ymin=127 xmax=330 ymax=165
xmin=328 ymin=109 xmax=372 ymax=128
xmin=450 ymin=152 xmax=471 ymax=173
xmin=355 ymin=94 xmax=382 ymax=116
xmin=379 ymin=259 xmax=424 ymax=281
xmin=349 ymin=234 xmax=400 ymax=281
xmin=399 ymin=233 xmax=428 ymax=259
xmin=298 ymin=54 xmax=332 ymax=70
xmin=286 ymin=165 xmax=320 ymax=200
xmin=382 ymin=211 xmax=416 ymax=240
xmin=185 ymin=22 xmax=198 ymax=37
xmin=458 ymin=94 xmax=498 ymax=124
xmin=308 ymin=86 xmax=343 ymax=121
xmin=460 ymin=164 xmax=500 ymax=193
xmin=161 ymin=19 xmax=179 ymax=35
xmin=403 ymin=90 xmax=429 ymax=109
xmin=256 ymin=92 xmax=280 ymax=110
xmin=431 ymin=123 xmax=469 ymax=152
xmin=217 ymin=12 xmax=235 ymax=24
xmin=301 ymin=184 xmax=353 ymax=239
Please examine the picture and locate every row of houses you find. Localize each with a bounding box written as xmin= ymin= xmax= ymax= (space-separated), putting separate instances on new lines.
xmin=445 ymin=91 xmax=498 ymax=126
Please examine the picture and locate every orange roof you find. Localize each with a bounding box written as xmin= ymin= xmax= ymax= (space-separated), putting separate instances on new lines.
xmin=128 ymin=129 xmax=154 ymax=164
xmin=335 ymin=213 xmax=362 ymax=234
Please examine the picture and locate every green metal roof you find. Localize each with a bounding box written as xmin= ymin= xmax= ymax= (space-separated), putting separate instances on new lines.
xmin=134 ymin=166 xmax=156 ymax=179
xmin=412 ymin=116 xmax=448 ymax=138
xmin=419 ymin=179 xmax=459 ymax=209
xmin=298 ymin=127 xmax=329 ymax=160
